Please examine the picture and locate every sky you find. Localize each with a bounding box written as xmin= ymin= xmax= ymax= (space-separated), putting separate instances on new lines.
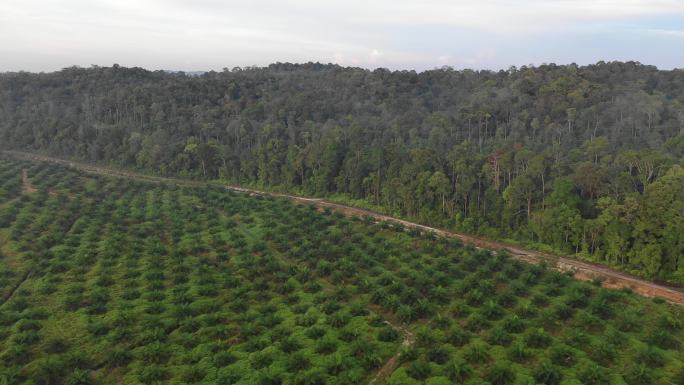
xmin=1 ymin=0 xmax=684 ymax=72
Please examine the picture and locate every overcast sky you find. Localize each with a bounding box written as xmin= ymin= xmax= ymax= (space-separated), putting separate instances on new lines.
xmin=1 ymin=0 xmax=683 ymax=72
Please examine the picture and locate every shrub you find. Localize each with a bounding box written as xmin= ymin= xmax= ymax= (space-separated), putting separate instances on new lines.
xmin=315 ymin=336 xmax=338 ymax=355
xmin=324 ymin=352 xmax=348 ymax=376
xmin=107 ymin=348 xmax=132 ymax=367
xmin=480 ymin=300 xmax=504 ymax=321
xmin=287 ymin=352 xmax=311 ymax=372
xmin=637 ymin=346 xmax=667 ymax=368
xmin=604 ymin=327 xmax=627 ymax=347
xmin=338 ymin=327 xmax=359 ymax=342
xmin=85 ymin=320 xmax=109 ymax=337
xmin=64 ymin=369 xmax=93 ymax=385
xmin=426 ymin=345 xmax=449 ymax=365
xmin=577 ymin=363 xmax=610 ymax=385
xmin=549 ymin=344 xmax=576 ymax=367
xmin=531 ymin=293 xmax=549 ymax=307
xmin=563 ymin=328 xmax=589 ymax=348
xmin=15 ymin=319 xmax=41 ymax=332
xmin=430 ymin=313 xmax=452 ymax=329
xmin=280 ymin=336 xmax=303 ymax=353
xmin=565 ymin=287 xmax=590 ymax=308
xmin=45 ymin=337 xmax=70 ymax=354
xmin=396 ymin=305 xmax=416 ymax=323
xmin=1 ymin=344 xmax=31 ymax=365
xmin=516 ymin=302 xmax=537 ymax=319
xmin=378 ymin=326 xmax=400 ymax=342
xmin=406 ymin=357 xmax=431 ymax=380
xmin=137 ymin=342 xmax=169 ymax=364
xmin=349 ymin=302 xmax=369 ymax=317
xmin=216 ymin=366 xmax=244 ymax=385
xmin=327 ymin=311 xmax=351 ymax=328
xmin=524 ymin=328 xmax=551 ymax=348
xmin=293 ymin=368 xmax=326 ymax=385
xmin=445 ymin=359 xmax=473 ymax=383
xmin=465 ymin=289 xmax=484 ymax=306
xmin=31 ymin=356 xmax=68 ymax=385
xmin=257 ymin=368 xmax=284 ymax=385
xmin=647 ymin=329 xmax=679 ymax=350
xmin=415 ymin=326 xmax=438 ymax=347
xmin=533 ymin=359 xmax=562 ymax=385
xmin=507 ymin=340 xmax=531 ymax=362
xmin=510 ymin=281 xmax=529 ymax=297
xmin=465 ymin=313 xmax=490 ymax=332
xmin=305 ymin=326 xmax=326 ymax=340
xmin=552 ymin=303 xmax=574 ymax=321
xmin=588 ymin=297 xmax=614 ymax=320
xmin=296 ymin=312 xmax=318 ymax=327
xmin=502 ymin=315 xmax=526 ymax=333
xmin=589 ymin=341 xmax=616 ymax=366
xmin=624 ymin=364 xmax=654 ymax=385
xmin=658 ymin=314 xmax=683 ymax=331
xmin=138 ymin=364 xmax=167 ymax=384
xmin=486 ymin=326 xmax=512 ymax=346
xmin=11 ymin=330 xmax=40 ymax=346
xmin=399 ymin=346 xmax=420 ymax=363
xmin=497 ymin=292 xmax=517 ymax=308
xmin=250 ymin=351 xmax=273 ymax=369
xmin=486 ymin=362 xmax=516 ymax=385
xmin=447 ymin=327 xmax=471 ymax=348
xmin=464 ymin=342 xmax=490 ymax=364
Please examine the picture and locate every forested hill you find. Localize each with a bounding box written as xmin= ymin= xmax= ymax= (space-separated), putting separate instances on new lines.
xmin=1 ymin=62 xmax=683 ymax=283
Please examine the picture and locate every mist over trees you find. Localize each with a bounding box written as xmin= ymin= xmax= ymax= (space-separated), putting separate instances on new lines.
xmin=1 ymin=61 xmax=683 ymax=283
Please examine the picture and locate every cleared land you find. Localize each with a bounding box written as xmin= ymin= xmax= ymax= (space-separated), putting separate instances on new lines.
xmin=0 ymin=156 xmax=683 ymax=384
xmin=5 ymin=150 xmax=683 ymax=306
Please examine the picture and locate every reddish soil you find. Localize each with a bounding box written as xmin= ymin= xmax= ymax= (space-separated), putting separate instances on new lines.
xmin=5 ymin=150 xmax=684 ymax=306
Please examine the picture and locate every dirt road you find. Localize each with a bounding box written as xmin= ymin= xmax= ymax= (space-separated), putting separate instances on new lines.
xmin=5 ymin=150 xmax=684 ymax=306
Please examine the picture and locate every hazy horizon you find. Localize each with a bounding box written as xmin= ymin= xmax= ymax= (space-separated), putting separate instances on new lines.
xmin=1 ymin=0 xmax=684 ymax=72
xmin=0 ymin=59 xmax=679 ymax=76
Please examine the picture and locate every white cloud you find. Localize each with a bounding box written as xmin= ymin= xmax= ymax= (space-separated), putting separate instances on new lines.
xmin=649 ymin=29 xmax=684 ymax=37
xmin=283 ymin=0 xmax=684 ymax=32
xmin=0 ymin=0 xmax=682 ymax=71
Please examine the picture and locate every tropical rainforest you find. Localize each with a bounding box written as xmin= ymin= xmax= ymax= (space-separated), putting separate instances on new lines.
xmin=0 ymin=61 xmax=683 ymax=285
xmin=0 ymin=158 xmax=683 ymax=385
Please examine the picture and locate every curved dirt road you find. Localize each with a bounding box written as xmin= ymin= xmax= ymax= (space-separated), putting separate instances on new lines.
xmin=5 ymin=150 xmax=684 ymax=306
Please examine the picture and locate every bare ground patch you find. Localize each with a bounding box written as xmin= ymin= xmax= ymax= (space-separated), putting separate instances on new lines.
xmin=22 ymin=168 xmax=37 ymax=194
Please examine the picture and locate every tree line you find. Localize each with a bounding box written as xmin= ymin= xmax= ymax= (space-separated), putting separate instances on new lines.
xmin=0 ymin=61 xmax=682 ymax=283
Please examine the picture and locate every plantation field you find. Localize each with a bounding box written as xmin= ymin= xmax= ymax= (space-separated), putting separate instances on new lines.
xmin=0 ymin=158 xmax=683 ymax=385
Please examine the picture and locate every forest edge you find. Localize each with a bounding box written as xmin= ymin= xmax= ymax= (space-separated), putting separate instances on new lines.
xmin=5 ymin=149 xmax=684 ymax=306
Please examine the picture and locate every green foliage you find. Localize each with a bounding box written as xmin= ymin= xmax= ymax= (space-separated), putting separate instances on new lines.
xmin=2 ymin=63 xmax=684 ymax=283
xmin=533 ymin=359 xmax=563 ymax=385
xmin=577 ymin=362 xmax=611 ymax=385
xmin=445 ymin=358 xmax=473 ymax=383
xmin=0 ymin=158 xmax=683 ymax=384
xmin=406 ymin=356 xmax=431 ymax=380
xmin=486 ymin=362 xmax=516 ymax=385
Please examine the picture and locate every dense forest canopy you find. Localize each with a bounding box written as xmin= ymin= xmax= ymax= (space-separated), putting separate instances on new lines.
xmin=1 ymin=61 xmax=683 ymax=283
